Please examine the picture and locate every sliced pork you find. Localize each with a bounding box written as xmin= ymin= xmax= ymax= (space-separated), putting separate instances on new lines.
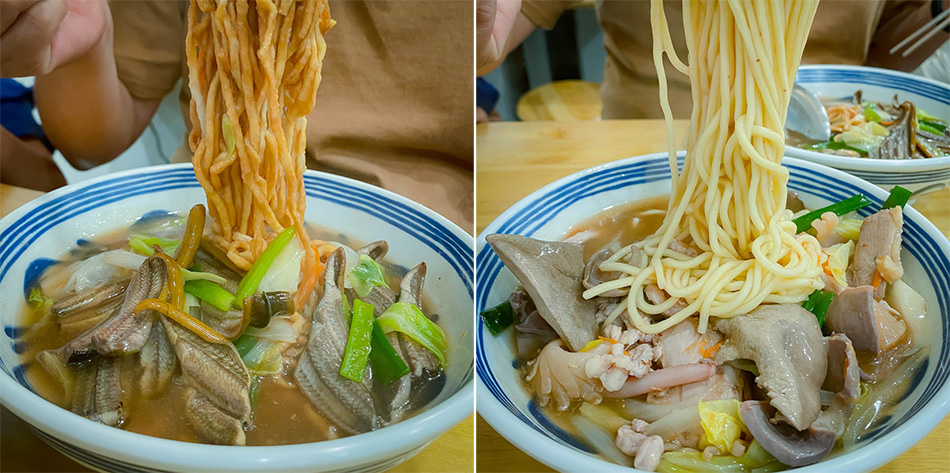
xmin=847 ymin=207 xmax=903 ymax=300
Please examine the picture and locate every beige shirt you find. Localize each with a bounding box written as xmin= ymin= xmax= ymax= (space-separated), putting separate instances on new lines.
xmin=521 ymin=0 xmax=928 ymax=119
xmin=110 ymin=0 xmax=474 ymax=232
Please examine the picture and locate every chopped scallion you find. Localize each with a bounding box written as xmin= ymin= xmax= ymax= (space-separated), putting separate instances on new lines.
xmin=480 ymin=300 xmax=515 ymax=335
xmin=183 ymin=279 xmax=235 ymax=312
xmin=801 ymin=289 xmax=835 ymax=326
xmin=882 ymin=185 xmax=912 ymax=210
xmin=369 ymin=319 xmax=410 ymax=385
xmin=792 ymin=194 xmax=873 ymax=234
xmin=340 ymin=299 xmax=375 ymax=382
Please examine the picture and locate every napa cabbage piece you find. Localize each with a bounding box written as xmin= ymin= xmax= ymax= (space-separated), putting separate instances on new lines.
xmin=657 ymin=440 xmax=783 ymax=473
xmin=578 ymin=401 xmax=630 ymax=433
xmin=824 ymin=241 xmax=855 ymax=287
xmin=234 ymin=334 xmax=282 ymax=376
xmin=242 ymin=316 xmax=297 ymax=343
xmin=862 ymin=103 xmax=885 ymax=122
xmin=100 ymin=249 xmax=226 ymax=285
xmin=128 ymin=233 xmax=180 ymax=256
xmin=235 ymin=226 xmax=297 ymax=306
xmin=698 ymin=400 xmax=748 ymax=452
xmin=377 ymin=302 xmax=446 ymax=366
xmin=572 ymin=416 xmax=633 ymax=468
xmin=256 ymin=232 xmax=304 ymax=294
xmin=37 ymin=351 xmax=76 ymax=404
xmin=838 ymin=122 xmax=887 ymax=153
xmin=831 ymin=217 xmax=862 ymax=242
xmin=29 ymin=287 xmax=52 ymax=312
xmin=885 ymin=280 xmax=927 ymax=341
xmin=348 ymin=254 xmax=390 ymax=297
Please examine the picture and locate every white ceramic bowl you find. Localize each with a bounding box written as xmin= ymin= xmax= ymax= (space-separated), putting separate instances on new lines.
xmin=786 ymin=65 xmax=950 ymax=195
xmin=476 ymin=152 xmax=950 ymax=472
xmin=0 ymin=164 xmax=474 ymax=472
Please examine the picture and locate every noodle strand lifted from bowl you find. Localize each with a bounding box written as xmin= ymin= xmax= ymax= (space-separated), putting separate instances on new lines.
xmin=587 ymin=0 xmax=824 ymax=334
xmin=185 ymin=0 xmax=334 ymax=289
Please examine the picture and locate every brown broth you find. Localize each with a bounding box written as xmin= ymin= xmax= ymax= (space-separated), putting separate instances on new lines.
xmin=18 ymin=218 xmax=440 ymax=445
xmin=519 ymin=196 xmax=924 ymax=467
xmin=565 ymin=195 xmax=669 ymax=261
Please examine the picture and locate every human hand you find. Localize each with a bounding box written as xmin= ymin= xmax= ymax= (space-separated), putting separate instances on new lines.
xmin=476 ymin=0 xmax=522 ymax=75
xmin=1 ymin=0 xmax=110 ymax=78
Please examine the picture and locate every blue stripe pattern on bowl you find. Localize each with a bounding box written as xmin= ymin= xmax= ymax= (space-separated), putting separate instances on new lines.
xmin=845 ymin=168 xmax=950 ymax=184
xmin=475 ymin=155 xmax=950 ymax=450
xmin=796 ymin=67 xmax=950 ymax=105
xmin=0 ymin=167 xmax=474 ymax=381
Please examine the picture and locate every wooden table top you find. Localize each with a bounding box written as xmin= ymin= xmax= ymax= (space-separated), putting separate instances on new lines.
xmin=475 ymin=119 xmax=950 ymax=473
xmin=0 ymin=183 xmax=474 ymax=472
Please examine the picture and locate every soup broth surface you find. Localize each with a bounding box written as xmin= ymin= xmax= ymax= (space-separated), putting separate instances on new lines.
xmin=518 ymin=196 xmax=926 ymax=468
xmin=19 ymin=216 xmax=439 ymax=445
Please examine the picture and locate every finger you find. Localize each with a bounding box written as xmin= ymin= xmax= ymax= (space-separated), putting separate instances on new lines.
xmin=49 ymin=0 xmax=108 ymax=70
xmin=492 ymin=0 xmax=522 ymax=47
xmin=0 ymin=0 xmax=43 ymax=34
xmin=475 ymin=0 xmax=496 ymax=68
xmin=0 ymin=0 xmax=67 ymax=76
xmin=476 ymin=107 xmax=490 ymax=124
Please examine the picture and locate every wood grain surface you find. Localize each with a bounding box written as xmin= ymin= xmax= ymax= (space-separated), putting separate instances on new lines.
xmin=475 ymin=119 xmax=950 ymax=473
xmin=0 ymin=183 xmax=474 ymax=473
xmin=516 ymin=80 xmax=603 ymax=122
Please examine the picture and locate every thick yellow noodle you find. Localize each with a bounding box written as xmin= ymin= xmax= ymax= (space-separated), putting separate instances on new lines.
xmin=590 ymin=0 xmax=824 ymax=334
xmin=186 ymin=0 xmax=334 ymax=272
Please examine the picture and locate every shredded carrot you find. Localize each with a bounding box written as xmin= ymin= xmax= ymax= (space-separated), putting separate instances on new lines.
xmin=826 ymin=104 xmax=865 ymax=133
xmin=699 ymin=340 xmax=723 ymax=359
xmin=598 ymin=336 xmax=619 ymax=345
xmin=136 ymin=298 xmax=228 ymax=344
xmin=293 ymin=243 xmax=324 ymax=310
xmin=872 ymin=270 xmax=883 ymax=290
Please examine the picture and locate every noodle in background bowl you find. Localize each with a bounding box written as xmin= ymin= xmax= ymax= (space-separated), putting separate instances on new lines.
xmin=787 ymin=65 xmax=950 ymax=195
xmin=476 ymin=152 xmax=950 ymax=473
xmin=0 ymin=164 xmax=474 ymax=472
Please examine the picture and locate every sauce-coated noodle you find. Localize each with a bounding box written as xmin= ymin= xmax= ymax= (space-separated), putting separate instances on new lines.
xmin=186 ymin=0 xmax=334 ymax=272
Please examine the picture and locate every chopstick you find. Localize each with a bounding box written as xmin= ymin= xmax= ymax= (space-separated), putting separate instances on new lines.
xmin=889 ymin=9 xmax=950 ymax=57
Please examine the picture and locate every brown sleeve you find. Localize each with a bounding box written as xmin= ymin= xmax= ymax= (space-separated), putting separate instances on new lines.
xmin=109 ymin=0 xmax=187 ymax=100
xmin=521 ymin=0 xmax=584 ymax=30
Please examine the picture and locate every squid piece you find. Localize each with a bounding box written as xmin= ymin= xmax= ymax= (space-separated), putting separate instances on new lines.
xmin=526 ymin=340 xmax=606 ymax=410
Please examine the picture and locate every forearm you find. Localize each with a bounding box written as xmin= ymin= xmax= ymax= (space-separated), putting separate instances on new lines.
xmin=34 ymin=22 xmax=157 ymax=168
